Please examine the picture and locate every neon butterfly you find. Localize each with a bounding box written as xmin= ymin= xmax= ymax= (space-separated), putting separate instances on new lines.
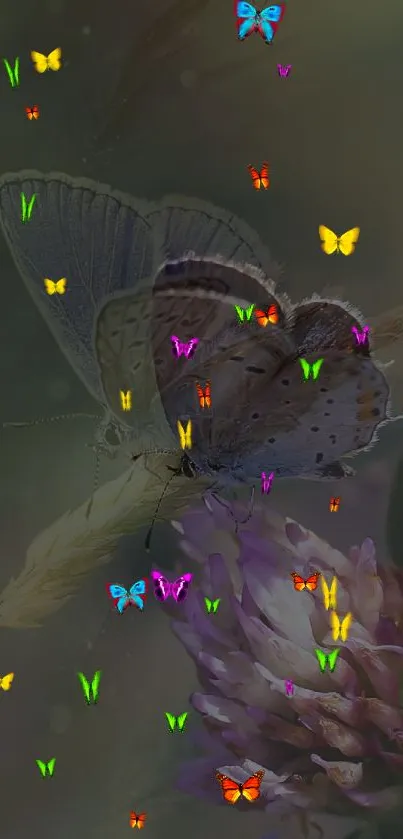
xmin=291 ymin=571 xmax=320 ymax=592
xmin=216 ymin=770 xmax=264 ymax=804
xmin=77 ymin=670 xmax=102 ymax=705
xmin=196 ymin=382 xmax=211 ymax=409
xmin=151 ymin=570 xmax=192 ymax=603
xmin=319 ymin=225 xmax=360 ymax=256
xmin=330 ymin=611 xmax=352 ymax=642
xmin=36 ymin=758 xmax=56 ymax=777
xmin=235 ymin=2 xmax=285 ymax=44
xmin=44 ymin=278 xmax=67 ymax=295
xmin=235 ymin=303 xmax=255 ymax=322
xmin=177 ymin=419 xmax=192 ymax=450
xmin=299 ymin=357 xmax=324 ymax=381
xmin=107 ymin=580 xmax=147 ymax=613
xmin=0 ymin=673 xmax=14 ymax=691
xmin=315 ymin=648 xmax=340 ymax=673
xmin=321 ymin=576 xmax=337 ymax=610
xmin=352 ymin=325 xmax=369 ymax=346
xmin=277 ymin=63 xmax=291 ymax=77
xmin=284 ymin=679 xmax=294 ymax=696
xmin=171 ymin=335 xmax=199 ymax=358
xmin=21 ymin=192 xmax=36 ymax=223
xmin=205 ymin=597 xmax=220 ymax=613
xmin=119 ymin=389 xmax=132 ymax=411
xmin=261 ymin=471 xmax=274 ymax=494
xmin=129 ymin=812 xmax=146 ymax=829
xmin=25 ymin=105 xmax=40 ymax=120
xmin=31 ymin=48 xmax=62 ymax=73
xmin=255 ymin=304 xmax=278 ymax=326
xmin=247 ymin=162 xmax=270 ymax=190
xmin=3 ymin=57 xmax=19 ymax=88
xmin=329 ymin=496 xmax=340 ymax=512
xmin=165 ymin=711 xmax=188 ymax=732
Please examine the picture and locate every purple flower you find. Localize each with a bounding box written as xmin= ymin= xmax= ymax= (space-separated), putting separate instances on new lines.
xmin=169 ymin=495 xmax=403 ymax=820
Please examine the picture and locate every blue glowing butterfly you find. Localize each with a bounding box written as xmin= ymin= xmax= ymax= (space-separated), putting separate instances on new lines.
xmin=107 ymin=579 xmax=147 ymax=613
xmin=235 ymin=1 xmax=285 ymax=44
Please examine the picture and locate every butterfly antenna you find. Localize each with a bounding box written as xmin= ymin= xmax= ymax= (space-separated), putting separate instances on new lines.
xmin=145 ymin=470 xmax=179 ymax=552
xmin=92 ymin=447 xmax=101 ymax=493
xmin=2 ymin=412 xmax=101 ymax=429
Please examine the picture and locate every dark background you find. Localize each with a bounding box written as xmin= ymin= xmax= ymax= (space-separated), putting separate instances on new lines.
xmin=0 ymin=0 xmax=402 ymax=837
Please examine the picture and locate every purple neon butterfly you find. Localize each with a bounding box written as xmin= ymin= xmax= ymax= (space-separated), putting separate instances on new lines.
xmin=351 ymin=325 xmax=369 ymax=346
xmin=277 ymin=63 xmax=291 ymax=77
xmin=171 ymin=335 xmax=199 ymax=359
xmin=151 ymin=570 xmax=192 ymax=602
xmin=261 ymin=470 xmax=274 ymax=494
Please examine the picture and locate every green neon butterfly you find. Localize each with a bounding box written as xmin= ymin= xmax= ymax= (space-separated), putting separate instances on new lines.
xmin=36 ymin=757 xmax=56 ymax=777
xmin=77 ymin=670 xmax=102 ymax=704
xmin=204 ymin=597 xmax=221 ymax=613
xmin=299 ymin=357 xmax=324 ymax=381
xmin=315 ymin=648 xmax=340 ymax=672
xmin=234 ymin=304 xmax=255 ymax=323
xmin=21 ymin=192 xmax=37 ymax=223
xmin=3 ymin=57 xmax=19 ymax=88
xmin=165 ymin=711 xmax=188 ymax=732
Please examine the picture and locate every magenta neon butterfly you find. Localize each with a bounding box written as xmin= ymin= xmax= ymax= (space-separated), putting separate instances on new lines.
xmin=277 ymin=63 xmax=291 ymax=77
xmin=171 ymin=336 xmax=199 ymax=359
xmin=151 ymin=571 xmax=192 ymax=602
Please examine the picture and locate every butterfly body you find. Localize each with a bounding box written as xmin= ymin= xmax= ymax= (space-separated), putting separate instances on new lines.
xmin=151 ymin=571 xmax=192 ymax=602
xmin=235 ymin=2 xmax=285 ymax=44
xmin=319 ymin=225 xmax=360 ymax=256
xmin=31 ymin=48 xmax=62 ymax=73
xmin=107 ymin=580 xmax=147 ymax=613
xmin=216 ymin=770 xmax=264 ymax=803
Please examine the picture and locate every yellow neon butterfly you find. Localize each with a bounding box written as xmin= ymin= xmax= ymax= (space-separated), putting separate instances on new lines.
xmin=31 ymin=48 xmax=62 ymax=73
xmin=0 ymin=673 xmax=14 ymax=691
xmin=119 ymin=390 xmax=132 ymax=412
xmin=177 ymin=419 xmax=192 ymax=450
xmin=321 ymin=576 xmax=337 ymax=611
xmin=44 ymin=278 xmax=67 ymax=296
xmin=330 ymin=611 xmax=352 ymax=642
xmin=318 ymin=225 xmax=360 ymax=256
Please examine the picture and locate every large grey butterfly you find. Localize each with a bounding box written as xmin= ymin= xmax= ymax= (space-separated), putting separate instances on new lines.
xmin=0 ymin=170 xmax=399 ymax=493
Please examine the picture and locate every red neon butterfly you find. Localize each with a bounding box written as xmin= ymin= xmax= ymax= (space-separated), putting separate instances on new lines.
xmin=291 ymin=572 xmax=320 ymax=592
xmin=216 ymin=770 xmax=264 ymax=804
xmin=255 ymin=305 xmax=279 ymax=327
xmin=329 ymin=496 xmax=341 ymax=512
xmin=25 ymin=105 xmax=40 ymax=120
xmin=196 ymin=381 xmax=211 ymax=409
xmin=129 ymin=811 xmax=146 ymax=829
xmin=247 ymin=162 xmax=269 ymax=190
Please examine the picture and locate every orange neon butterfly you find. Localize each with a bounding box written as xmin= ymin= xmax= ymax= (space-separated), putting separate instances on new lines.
xmin=216 ymin=770 xmax=264 ymax=804
xmin=25 ymin=105 xmax=40 ymax=120
xmin=255 ymin=305 xmax=279 ymax=327
xmin=329 ymin=496 xmax=341 ymax=512
xmin=291 ymin=571 xmax=321 ymax=592
xmin=129 ymin=811 xmax=146 ymax=829
xmin=247 ymin=162 xmax=270 ymax=190
xmin=196 ymin=381 xmax=211 ymax=409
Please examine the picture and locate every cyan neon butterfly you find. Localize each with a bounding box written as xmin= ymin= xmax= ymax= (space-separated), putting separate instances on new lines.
xmin=235 ymin=1 xmax=285 ymax=44
xmin=107 ymin=579 xmax=147 ymax=613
